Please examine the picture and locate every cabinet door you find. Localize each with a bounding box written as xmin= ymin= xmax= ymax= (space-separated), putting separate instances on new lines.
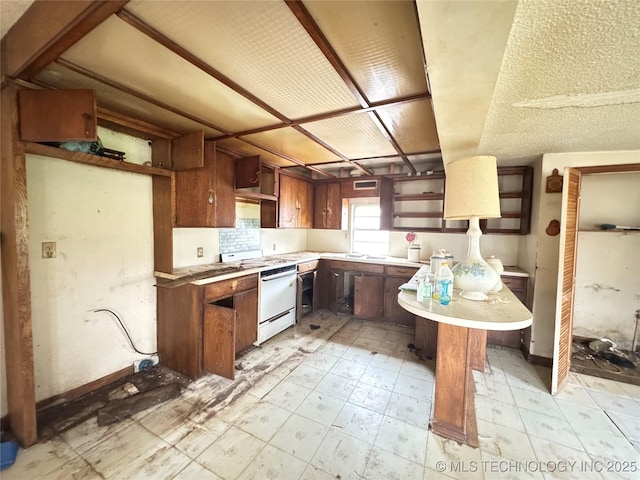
xmin=235 ymin=288 xmax=258 ymax=353
xmin=324 ymin=182 xmax=342 ymax=229
xmin=19 ymin=89 xmax=97 ymax=142
xmin=299 ymin=178 xmax=313 ymax=228
xmin=314 ymin=182 xmax=342 ymax=229
xmin=354 ymin=275 xmax=384 ymax=319
xmin=235 ymin=155 xmax=261 ymax=188
xmin=172 ymin=130 xmax=204 ymax=170
xmin=313 ymin=183 xmax=328 ymax=228
xmin=211 ymin=146 xmax=236 ymax=227
xmin=278 ymin=175 xmax=297 ymax=228
xmin=203 ymin=304 xmax=236 ymax=380
xmin=383 ymin=276 xmax=417 ymax=327
xmin=175 ymin=142 xmax=235 ymax=227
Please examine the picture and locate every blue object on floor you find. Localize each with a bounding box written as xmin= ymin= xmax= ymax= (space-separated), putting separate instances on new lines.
xmin=0 ymin=440 xmax=19 ymax=470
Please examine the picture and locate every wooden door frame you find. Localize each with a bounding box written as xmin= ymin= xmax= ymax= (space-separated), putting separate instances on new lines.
xmin=552 ymin=163 xmax=640 ymax=394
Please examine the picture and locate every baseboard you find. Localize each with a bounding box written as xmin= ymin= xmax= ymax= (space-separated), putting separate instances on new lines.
xmin=520 ymin=341 xmax=553 ymax=367
xmin=36 ymin=365 xmax=134 ymax=412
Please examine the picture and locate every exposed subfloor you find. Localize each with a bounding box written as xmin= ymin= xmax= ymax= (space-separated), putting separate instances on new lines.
xmin=571 ymin=338 xmax=640 ymax=386
xmin=4 ymin=310 xmax=640 ymax=479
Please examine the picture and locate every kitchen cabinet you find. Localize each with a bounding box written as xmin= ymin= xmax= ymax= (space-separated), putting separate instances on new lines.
xmin=19 ymin=89 xmax=97 ymax=142
xmin=279 ymin=173 xmax=312 ymax=228
xmin=156 ymin=273 xmax=258 ymax=380
xmin=174 ymin=142 xmax=235 ymax=227
xmin=380 ymin=167 xmax=533 ymax=234
xmin=313 ymin=182 xmax=342 ymax=229
xmin=296 ymin=260 xmax=318 ymax=322
xmin=383 ymin=265 xmax=419 ymax=327
xmin=354 ymin=274 xmax=384 ymax=319
xmin=317 ymin=260 xmax=418 ymax=326
xmin=487 ymin=273 xmax=528 ymax=348
xmin=235 ymin=155 xmax=279 ymax=228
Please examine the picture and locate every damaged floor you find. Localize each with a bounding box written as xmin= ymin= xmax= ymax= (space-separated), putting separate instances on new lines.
xmin=4 ymin=310 xmax=640 ymax=479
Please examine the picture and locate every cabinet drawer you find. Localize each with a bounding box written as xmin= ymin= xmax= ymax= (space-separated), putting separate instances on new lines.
xmin=385 ymin=265 xmax=419 ymax=278
xmin=502 ymin=275 xmax=527 ymax=292
xmin=204 ymin=274 xmax=258 ymax=303
xmin=297 ymin=260 xmax=319 ymax=273
xmin=325 ymin=260 xmax=385 ymax=274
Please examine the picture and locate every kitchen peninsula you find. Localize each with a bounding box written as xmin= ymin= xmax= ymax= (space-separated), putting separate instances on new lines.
xmin=398 ymin=288 xmax=532 ymax=447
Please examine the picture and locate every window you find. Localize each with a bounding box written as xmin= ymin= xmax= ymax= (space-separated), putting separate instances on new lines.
xmin=350 ymin=202 xmax=389 ymax=256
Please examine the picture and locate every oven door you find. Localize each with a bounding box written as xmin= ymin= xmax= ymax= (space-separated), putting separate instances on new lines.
xmin=259 ymin=269 xmax=297 ymax=322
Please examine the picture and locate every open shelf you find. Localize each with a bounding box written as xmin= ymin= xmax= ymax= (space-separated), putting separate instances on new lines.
xmin=25 ymin=142 xmax=172 ymax=177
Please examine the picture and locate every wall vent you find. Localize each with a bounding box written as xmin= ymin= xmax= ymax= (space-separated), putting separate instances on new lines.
xmin=353 ymin=179 xmax=378 ymax=190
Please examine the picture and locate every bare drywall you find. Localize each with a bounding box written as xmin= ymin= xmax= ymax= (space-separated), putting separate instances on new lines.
xmin=530 ymin=150 xmax=640 ymax=358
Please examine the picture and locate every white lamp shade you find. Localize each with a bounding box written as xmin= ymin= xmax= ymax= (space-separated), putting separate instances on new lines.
xmin=444 ymin=156 xmax=501 ymax=220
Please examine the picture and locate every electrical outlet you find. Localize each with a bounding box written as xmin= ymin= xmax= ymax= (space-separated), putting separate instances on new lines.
xmin=272 ymin=243 xmax=276 ymax=252
xmin=197 ymin=247 xmax=204 ymax=257
xmin=133 ymin=354 xmax=159 ymax=373
xmin=42 ymin=242 xmax=56 ymax=258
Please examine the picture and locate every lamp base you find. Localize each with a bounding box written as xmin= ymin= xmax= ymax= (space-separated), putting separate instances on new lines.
xmin=459 ymin=290 xmax=489 ymax=301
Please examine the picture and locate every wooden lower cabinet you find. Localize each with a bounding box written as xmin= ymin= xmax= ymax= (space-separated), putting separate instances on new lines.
xmin=487 ymin=274 xmax=528 ymax=348
xmin=354 ymin=274 xmax=384 ymax=318
xmin=316 ymin=260 xmax=418 ymax=327
xmin=157 ymin=274 xmax=258 ymax=380
xmin=203 ymin=304 xmax=235 ymax=379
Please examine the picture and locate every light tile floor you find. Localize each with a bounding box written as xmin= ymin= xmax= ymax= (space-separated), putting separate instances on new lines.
xmin=4 ymin=313 xmax=640 ymax=479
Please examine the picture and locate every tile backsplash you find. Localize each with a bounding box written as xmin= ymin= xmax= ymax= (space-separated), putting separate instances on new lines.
xmin=219 ymin=218 xmax=261 ymax=253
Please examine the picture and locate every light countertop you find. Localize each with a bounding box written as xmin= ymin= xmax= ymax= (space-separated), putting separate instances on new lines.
xmin=155 ymin=251 xmax=529 ymax=287
xmin=398 ymin=288 xmax=533 ymax=331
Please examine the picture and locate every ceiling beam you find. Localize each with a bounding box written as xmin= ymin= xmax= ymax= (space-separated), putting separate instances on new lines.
xmin=55 ymin=58 xmax=231 ymax=135
xmin=117 ymin=8 xmax=291 ymax=124
xmin=212 ymin=92 xmax=430 ymax=141
xmin=284 ymin=0 xmax=417 ymax=174
xmin=1 ymin=0 xmax=129 ymax=85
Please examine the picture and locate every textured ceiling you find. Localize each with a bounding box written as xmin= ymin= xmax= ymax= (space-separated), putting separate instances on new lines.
xmin=418 ymin=0 xmax=640 ymax=166
xmin=3 ymin=0 xmax=639 ymax=173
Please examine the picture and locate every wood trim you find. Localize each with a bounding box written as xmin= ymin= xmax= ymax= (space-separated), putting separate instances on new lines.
xmin=285 ymin=0 xmax=368 ymax=108
xmin=24 ymin=142 xmax=172 ymax=177
xmin=1 ymin=85 xmax=37 ymax=447
xmin=577 ymin=163 xmax=640 ymax=174
xmin=152 ymin=175 xmax=174 ymax=273
xmin=97 ymin=106 xmax=178 ymax=140
xmin=36 ymin=366 xmax=133 ymax=411
xmin=367 ymin=111 xmax=416 ymax=174
xmin=117 ymin=8 xmax=290 ymax=124
xmin=212 ymin=93 xmax=431 ymax=142
xmin=469 ymin=329 xmax=487 ymax=372
xmin=56 ymin=58 xmax=228 ymax=135
xmin=1 ymin=1 xmax=129 ymax=82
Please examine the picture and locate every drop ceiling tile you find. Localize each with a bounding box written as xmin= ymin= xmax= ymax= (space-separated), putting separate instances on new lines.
xmin=60 ymin=16 xmax=280 ymax=133
xmin=376 ymin=99 xmax=440 ymax=154
xmin=34 ymin=63 xmax=223 ymax=137
xmin=302 ymin=112 xmax=397 ymax=158
xmin=303 ymin=0 xmax=428 ymax=102
xmin=243 ymin=128 xmax=340 ymax=165
xmin=125 ymin=0 xmax=360 ymax=119
xmin=215 ymin=138 xmax=295 ymax=168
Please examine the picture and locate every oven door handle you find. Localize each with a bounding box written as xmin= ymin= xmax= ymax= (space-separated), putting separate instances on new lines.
xmin=261 ymin=271 xmax=297 ymax=282
xmin=263 ymin=309 xmax=292 ymax=324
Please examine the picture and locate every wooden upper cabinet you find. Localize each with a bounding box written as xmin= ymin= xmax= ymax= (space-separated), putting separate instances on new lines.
xmin=172 ymin=130 xmax=204 ymax=170
xmin=314 ymin=182 xmax=342 ymax=229
xmin=279 ymin=174 xmax=312 ymax=228
xmin=19 ymin=89 xmax=97 ymax=142
xmin=235 ymin=155 xmax=261 ymax=189
xmin=174 ymin=142 xmax=235 ymax=227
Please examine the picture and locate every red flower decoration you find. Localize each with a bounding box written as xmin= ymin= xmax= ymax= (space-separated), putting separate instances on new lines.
xmin=406 ymin=232 xmax=416 ymax=244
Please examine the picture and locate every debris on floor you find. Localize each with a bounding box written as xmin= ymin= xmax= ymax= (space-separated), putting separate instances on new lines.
xmin=36 ymin=366 xmax=190 ymax=441
xmin=571 ymin=335 xmax=640 ymax=385
xmin=97 ymin=383 xmax=181 ymax=426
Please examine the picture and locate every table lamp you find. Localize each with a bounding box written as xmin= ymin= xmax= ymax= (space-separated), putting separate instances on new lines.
xmin=444 ymin=156 xmax=501 ymax=300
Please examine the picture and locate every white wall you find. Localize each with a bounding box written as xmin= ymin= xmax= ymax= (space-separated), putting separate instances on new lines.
xmin=529 ymin=150 xmax=640 ymax=358
xmin=572 ymin=172 xmax=640 ymax=350
xmin=25 ymin=128 xmax=156 ymax=402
